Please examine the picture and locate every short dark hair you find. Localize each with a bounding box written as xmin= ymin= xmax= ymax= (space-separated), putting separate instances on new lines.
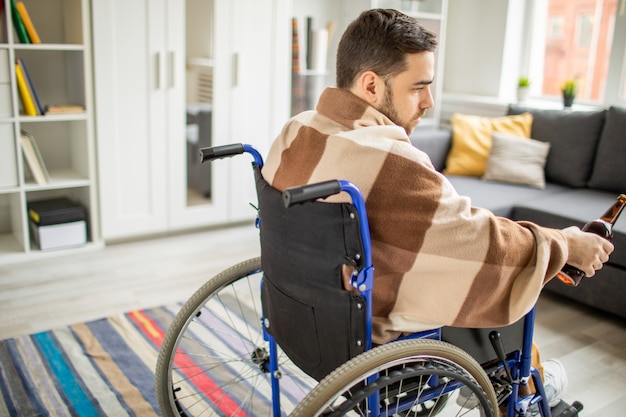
xmin=336 ymin=9 xmax=438 ymax=89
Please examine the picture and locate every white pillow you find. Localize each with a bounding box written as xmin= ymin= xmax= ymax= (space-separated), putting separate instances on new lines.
xmin=482 ymin=132 xmax=551 ymax=189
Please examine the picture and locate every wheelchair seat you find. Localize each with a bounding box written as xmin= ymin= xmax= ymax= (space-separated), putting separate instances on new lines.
xmin=441 ymin=319 xmax=525 ymax=365
xmin=255 ymin=166 xmax=367 ymax=381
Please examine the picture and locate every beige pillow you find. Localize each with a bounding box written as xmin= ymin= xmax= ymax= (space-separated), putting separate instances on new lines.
xmin=444 ymin=112 xmax=533 ymax=176
xmin=482 ymin=132 xmax=551 ymax=189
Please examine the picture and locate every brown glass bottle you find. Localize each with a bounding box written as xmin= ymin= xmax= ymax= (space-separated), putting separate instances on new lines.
xmin=557 ymin=194 xmax=626 ymax=286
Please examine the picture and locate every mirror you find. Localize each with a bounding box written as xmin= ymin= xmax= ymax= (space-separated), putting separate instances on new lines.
xmin=185 ymin=0 xmax=214 ymax=206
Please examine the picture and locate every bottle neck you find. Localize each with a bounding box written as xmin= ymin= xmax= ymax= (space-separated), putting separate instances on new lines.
xmin=600 ymin=194 xmax=626 ymax=225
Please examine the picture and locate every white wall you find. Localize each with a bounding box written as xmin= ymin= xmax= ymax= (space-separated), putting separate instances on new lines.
xmin=443 ymin=0 xmax=508 ymax=97
xmin=442 ymin=0 xmax=527 ymax=119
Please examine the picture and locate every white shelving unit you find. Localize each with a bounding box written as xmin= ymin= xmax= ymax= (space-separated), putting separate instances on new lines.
xmin=0 ymin=0 xmax=101 ymax=263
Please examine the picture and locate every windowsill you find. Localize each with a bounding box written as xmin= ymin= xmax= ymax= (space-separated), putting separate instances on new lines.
xmin=442 ymin=92 xmax=603 ymax=112
xmin=437 ymin=92 xmax=606 ymax=128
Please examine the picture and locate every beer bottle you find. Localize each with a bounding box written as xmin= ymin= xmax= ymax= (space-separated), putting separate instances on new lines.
xmin=557 ymin=194 xmax=626 ymax=286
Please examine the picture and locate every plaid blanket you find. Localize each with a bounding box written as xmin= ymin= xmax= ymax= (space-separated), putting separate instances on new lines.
xmin=262 ymin=87 xmax=568 ymax=343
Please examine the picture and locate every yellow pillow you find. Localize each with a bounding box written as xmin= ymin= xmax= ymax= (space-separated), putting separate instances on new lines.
xmin=444 ymin=112 xmax=533 ymax=177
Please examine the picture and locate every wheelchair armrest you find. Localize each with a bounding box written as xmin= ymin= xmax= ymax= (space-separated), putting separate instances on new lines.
xmin=283 ymin=181 xmax=342 ymax=207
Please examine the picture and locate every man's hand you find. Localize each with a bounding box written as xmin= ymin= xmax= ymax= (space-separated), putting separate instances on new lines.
xmin=561 ymin=226 xmax=614 ymax=277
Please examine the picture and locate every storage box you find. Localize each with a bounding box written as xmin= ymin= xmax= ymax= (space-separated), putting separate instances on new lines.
xmin=28 ymin=197 xmax=87 ymax=250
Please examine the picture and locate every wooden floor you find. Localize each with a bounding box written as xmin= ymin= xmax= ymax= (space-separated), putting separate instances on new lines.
xmin=0 ymin=223 xmax=261 ymax=339
xmin=1 ymin=223 xmax=625 ymax=416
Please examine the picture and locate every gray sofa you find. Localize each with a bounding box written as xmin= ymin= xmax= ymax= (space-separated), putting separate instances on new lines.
xmin=410 ymin=105 xmax=626 ymax=319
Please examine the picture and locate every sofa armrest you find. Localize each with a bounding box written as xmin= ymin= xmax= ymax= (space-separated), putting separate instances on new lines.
xmin=409 ymin=128 xmax=452 ymax=172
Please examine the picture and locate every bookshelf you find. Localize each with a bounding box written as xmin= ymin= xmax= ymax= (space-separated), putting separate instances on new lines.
xmin=0 ymin=0 xmax=101 ymax=263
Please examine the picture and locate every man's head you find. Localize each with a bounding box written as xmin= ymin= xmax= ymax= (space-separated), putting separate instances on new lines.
xmin=336 ymin=9 xmax=438 ymax=134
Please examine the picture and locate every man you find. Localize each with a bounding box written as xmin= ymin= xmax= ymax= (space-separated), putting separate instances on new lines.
xmin=261 ymin=7 xmax=612 ymax=405
xmin=264 ymin=7 xmax=612 ymax=341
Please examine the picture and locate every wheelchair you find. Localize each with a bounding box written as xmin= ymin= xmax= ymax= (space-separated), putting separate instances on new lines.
xmin=155 ymin=144 xmax=582 ymax=417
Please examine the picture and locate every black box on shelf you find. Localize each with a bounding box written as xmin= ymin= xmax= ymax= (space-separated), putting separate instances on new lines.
xmin=28 ymin=197 xmax=88 ymax=251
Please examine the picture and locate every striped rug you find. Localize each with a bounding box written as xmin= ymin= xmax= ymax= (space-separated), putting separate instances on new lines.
xmin=0 ymin=306 xmax=180 ymax=417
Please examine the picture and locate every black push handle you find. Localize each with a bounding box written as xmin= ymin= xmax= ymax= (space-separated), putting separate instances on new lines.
xmin=282 ymin=180 xmax=342 ymax=208
xmin=199 ymin=144 xmax=245 ymax=163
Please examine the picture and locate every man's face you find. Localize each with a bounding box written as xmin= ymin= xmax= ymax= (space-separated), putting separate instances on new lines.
xmin=377 ymin=51 xmax=435 ymax=135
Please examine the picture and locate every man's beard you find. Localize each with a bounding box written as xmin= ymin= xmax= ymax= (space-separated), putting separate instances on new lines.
xmin=377 ymin=86 xmax=426 ymax=135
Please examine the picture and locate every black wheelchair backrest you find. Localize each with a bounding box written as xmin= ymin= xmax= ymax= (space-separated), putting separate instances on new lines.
xmin=255 ymin=166 xmax=367 ymax=381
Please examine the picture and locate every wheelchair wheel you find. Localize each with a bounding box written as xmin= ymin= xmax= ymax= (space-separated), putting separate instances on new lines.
xmin=155 ymin=257 xmax=316 ymax=417
xmin=291 ymin=339 xmax=498 ymax=417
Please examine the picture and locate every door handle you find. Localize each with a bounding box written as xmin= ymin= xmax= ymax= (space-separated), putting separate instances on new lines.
xmin=232 ymin=53 xmax=239 ymax=87
xmin=155 ymin=52 xmax=161 ymax=90
xmin=168 ymin=51 xmax=175 ymax=88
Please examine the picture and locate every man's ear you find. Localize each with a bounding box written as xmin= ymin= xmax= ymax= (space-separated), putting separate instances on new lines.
xmin=353 ymin=71 xmax=384 ymax=106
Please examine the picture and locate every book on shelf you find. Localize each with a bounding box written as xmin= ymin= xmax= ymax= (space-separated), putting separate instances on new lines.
xmin=0 ymin=1 xmax=5 ymax=44
xmin=291 ymin=17 xmax=300 ymax=74
xmin=20 ymin=130 xmax=50 ymax=185
xmin=9 ymin=0 xmax=30 ymax=43
xmin=306 ymin=16 xmax=313 ymax=70
xmin=294 ymin=16 xmax=334 ymax=73
xmin=309 ymin=28 xmax=328 ymax=72
xmin=17 ymin=58 xmax=44 ymax=115
xmin=15 ymin=60 xmax=38 ymax=116
xmin=44 ymin=104 xmax=86 ymax=115
xmin=16 ymin=2 xmax=40 ymax=44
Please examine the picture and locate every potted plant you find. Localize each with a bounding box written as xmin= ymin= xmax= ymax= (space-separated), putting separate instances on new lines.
xmin=517 ymin=77 xmax=531 ymax=102
xmin=561 ymin=79 xmax=578 ymax=108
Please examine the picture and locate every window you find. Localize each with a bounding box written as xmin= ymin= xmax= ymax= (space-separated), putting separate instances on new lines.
xmin=529 ymin=0 xmax=625 ymax=104
xmin=549 ymin=16 xmax=565 ymax=38
xmin=576 ymin=14 xmax=593 ymax=47
xmin=612 ymin=12 xmax=626 ymax=103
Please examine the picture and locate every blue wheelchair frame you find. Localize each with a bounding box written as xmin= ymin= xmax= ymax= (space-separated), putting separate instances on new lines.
xmin=203 ymin=143 xmax=554 ymax=417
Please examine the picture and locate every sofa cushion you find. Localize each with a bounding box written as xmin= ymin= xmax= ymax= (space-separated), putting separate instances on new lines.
xmin=409 ymin=128 xmax=452 ymax=172
xmin=482 ymin=132 xmax=551 ymax=189
xmin=508 ymin=105 xmax=606 ymax=188
xmin=543 ymin=263 xmax=626 ymax=319
xmin=588 ymin=106 xmax=626 ymax=193
xmin=511 ymin=189 xmax=626 ymax=270
xmin=444 ymin=112 xmax=533 ymax=177
xmin=446 ymin=175 xmax=571 ymax=217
